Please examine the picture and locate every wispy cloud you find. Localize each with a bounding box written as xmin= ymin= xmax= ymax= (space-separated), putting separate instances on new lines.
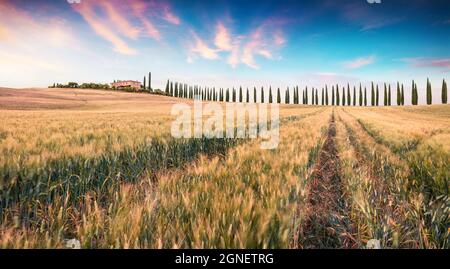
xmin=73 ymin=2 xmax=137 ymax=55
xmin=401 ymin=57 xmax=450 ymax=69
xmin=343 ymin=55 xmax=376 ymax=69
xmin=214 ymin=22 xmax=233 ymax=51
xmin=189 ymin=18 xmax=287 ymax=69
xmin=332 ymin=1 xmax=403 ymax=31
xmin=162 ymin=5 xmax=181 ymax=25
xmin=72 ymin=0 xmax=181 ymax=54
xmin=189 ymin=31 xmax=220 ymax=60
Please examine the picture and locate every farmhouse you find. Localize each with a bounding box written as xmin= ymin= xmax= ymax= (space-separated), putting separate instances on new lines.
xmin=111 ymin=80 xmax=142 ymax=90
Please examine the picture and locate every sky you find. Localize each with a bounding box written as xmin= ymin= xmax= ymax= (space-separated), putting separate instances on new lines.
xmin=0 ymin=0 xmax=449 ymax=104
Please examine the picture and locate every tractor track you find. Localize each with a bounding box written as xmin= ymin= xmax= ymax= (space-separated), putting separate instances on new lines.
xmin=298 ymin=112 xmax=356 ymax=248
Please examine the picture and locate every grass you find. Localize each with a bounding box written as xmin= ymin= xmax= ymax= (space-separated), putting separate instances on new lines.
xmin=0 ymin=88 xmax=449 ymax=249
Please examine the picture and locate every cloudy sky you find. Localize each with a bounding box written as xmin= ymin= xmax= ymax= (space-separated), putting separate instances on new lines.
xmin=0 ymin=0 xmax=449 ymax=103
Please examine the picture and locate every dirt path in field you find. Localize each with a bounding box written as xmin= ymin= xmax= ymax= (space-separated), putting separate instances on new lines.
xmin=299 ymin=113 xmax=356 ymax=248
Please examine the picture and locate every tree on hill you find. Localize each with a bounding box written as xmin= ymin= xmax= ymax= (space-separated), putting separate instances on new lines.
xmin=325 ymin=85 xmax=329 ymax=105
xmin=353 ymin=86 xmax=356 ymax=106
xmin=426 ymin=78 xmax=432 ymax=105
xmin=332 ymin=86 xmax=335 ymax=106
xmin=442 ymin=79 xmax=447 ymax=104
xmin=165 ymin=80 xmax=170 ymax=95
xmin=364 ymin=87 xmax=367 ymax=106
xmin=401 ymin=84 xmax=404 ymax=105
xmin=305 ymin=87 xmax=309 ymax=105
xmin=371 ymin=82 xmax=375 ymax=106
xmin=359 ymin=84 xmax=363 ymax=106
xmin=347 ymin=84 xmax=351 ymax=106
xmin=384 ymin=83 xmax=387 ymax=106
xmin=285 ymin=87 xmax=290 ymax=104
xmin=269 ymin=87 xmax=273 ymax=103
xmin=261 ymin=87 xmax=264 ymax=103
xmin=321 ymin=88 xmax=324 ymax=105
xmin=411 ymin=80 xmax=417 ymax=105
xmin=277 ymin=88 xmax=281 ymax=104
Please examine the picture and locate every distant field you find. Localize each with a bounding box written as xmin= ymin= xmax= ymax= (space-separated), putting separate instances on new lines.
xmin=0 ymin=88 xmax=448 ymax=249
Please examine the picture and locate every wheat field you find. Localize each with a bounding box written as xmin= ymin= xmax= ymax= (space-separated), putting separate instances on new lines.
xmin=0 ymin=88 xmax=448 ymax=249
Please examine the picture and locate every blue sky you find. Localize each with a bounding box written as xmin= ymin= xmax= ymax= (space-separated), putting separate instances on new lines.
xmin=0 ymin=0 xmax=449 ymax=103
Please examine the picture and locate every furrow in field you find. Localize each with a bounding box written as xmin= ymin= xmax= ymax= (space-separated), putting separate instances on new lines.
xmin=298 ymin=112 xmax=357 ymax=249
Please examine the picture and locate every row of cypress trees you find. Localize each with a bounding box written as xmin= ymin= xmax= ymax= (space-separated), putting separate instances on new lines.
xmin=163 ymin=79 xmax=448 ymax=106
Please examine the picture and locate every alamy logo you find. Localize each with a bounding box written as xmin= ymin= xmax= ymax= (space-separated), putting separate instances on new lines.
xmin=171 ymin=96 xmax=280 ymax=149
xmin=367 ymin=0 xmax=382 ymax=3
xmin=67 ymin=0 xmax=81 ymax=4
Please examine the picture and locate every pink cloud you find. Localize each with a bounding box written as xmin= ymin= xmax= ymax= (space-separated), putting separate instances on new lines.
xmin=343 ymin=55 xmax=376 ymax=69
xmin=162 ymin=6 xmax=181 ymax=25
xmin=99 ymin=1 xmax=140 ymax=39
xmin=73 ymin=1 xmax=137 ymax=55
xmin=128 ymin=0 xmax=161 ymax=40
xmin=72 ymin=0 xmax=182 ymax=54
xmin=189 ymin=32 xmax=220 ymax=60
xmin=214 ymin=22 xmax=232 ymax=51
xmin=240 ymin=23 xmax=285 ymax=69
xmin=402 ymin=58 xmax=450 ymax=69
xmin=274 ymin=31 xmax=286 ymax=46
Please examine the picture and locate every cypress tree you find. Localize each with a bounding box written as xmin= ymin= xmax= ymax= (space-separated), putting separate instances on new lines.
xmin=332 ymin=86 xmax=335 ymax=106
xmin=294 ymin=87 xmax=298 ymax=104
xmin=347 ymin=84 xmax=351 ymax=106
xmin=384 ymin=83 xmax=387 ymax=106
xmin=143 ymin=76 xmax=146 ymax=91
xmin=239 ymin=86 xmax=243 ymax=102
xmin=302 ymin=90 xmax=305 ymax=104
xmin=315 ymin=89 xmax=319 ymax=105
xmin=442 ymin=79 xmax=448 ymax=104
xmin=359 ymin=84 xmax=363 ymax=106
xmin=336 ymin=85 xmax=340 ymax=106
xmin=269 ymin=87 xmax=273 ymax=103
xmin=254 ymin=87 xmax=257 ymax=103
xmin=426 ymin=78 xmax=432 ymax=105
xmin=170 ymin=82 xmax=174 ymax=96
xmin=165 ymin=80 xmax=170 ymax=94
xmin=353 ymin=86 xmax=356 ymax=106
xmin=277 ymin=88 xmax=281 ymax=104
xmin=388 ymin=84 xmax=392 ymax=106
xmin=411 ymin=80 xmax=417 ymax=105
xmin=321 ymin=88 xmax=324 ymax=105
xmin=364 ymin=87 xmax=367 ymax=106
xmin=396 ymin=82 xmax=401 ymax=106
xmin=325 ymin=85 xmax=329 ymax=106
xmin=246 ymin=88 xmax=250 ymax=103
xmin=226 ymin=88 xmax=230 ymax=102
xmin=342 ymin=87 xmax=345 ymax=106
xmin=261 ymin=87 xmax=264 ymax=103
xmin=401 ymin=84 xmax=404 ymax=105
xmin=305 ymin=87 xmax=309 ymax=105
xmin=371 ymin=82 xmax=375 ymax=106
xmin=285 ymin=87 xmax=290 ymax=104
